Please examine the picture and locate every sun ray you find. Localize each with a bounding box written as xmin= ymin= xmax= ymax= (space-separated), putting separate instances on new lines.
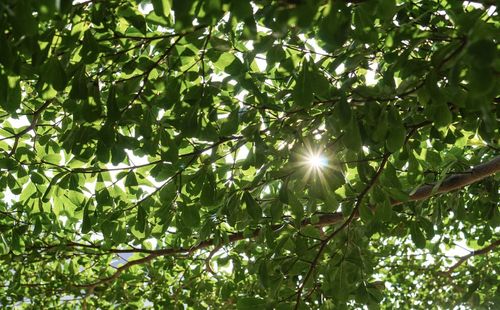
xmin=293 ymin=142 xmax=334 ymax=187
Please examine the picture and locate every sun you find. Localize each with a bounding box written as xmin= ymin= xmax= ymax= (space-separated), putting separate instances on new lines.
xmin=293 ymin=141 xmax=334 ymax=184
xmin=306 ymin=153 xmax=328 ymax=170
xmin=298 ymin=147 xmax=331 ymax=183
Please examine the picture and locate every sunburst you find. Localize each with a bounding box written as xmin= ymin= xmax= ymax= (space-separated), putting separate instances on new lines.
xmin=306 ymin=153 xmax=328 ymax=170
xmin=295 ymin=143 xmax=333 ymax=186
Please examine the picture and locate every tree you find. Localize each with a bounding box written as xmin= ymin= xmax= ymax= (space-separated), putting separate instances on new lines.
xmin=0 ymin=0 xmax=498 ymax=308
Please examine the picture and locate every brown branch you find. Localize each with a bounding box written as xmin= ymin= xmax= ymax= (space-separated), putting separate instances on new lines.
xmin=443 ymin=239 xmax=500 ymax=275
xmin=205 ymin=245 xmax=222 ymax=276
xmin=3 ymin=100 xmax=52 ymax=156
xmin=77 ymin=253 xmax=160 ymax=290
xmin=393 ymin=156 xmax=500 ymax=206
xmin=77 ymin=155 xmax=500 ymax=290
xmin=29 ymin=241 xmax=157 ymax=254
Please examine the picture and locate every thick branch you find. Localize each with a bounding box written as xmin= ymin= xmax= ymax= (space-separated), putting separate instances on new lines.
xmin=393 ymin=156 xmax=500 ymax=206
xmin=79 ymin=155 xmax=500 ymax=289
xmin=444 ymin=239 xmax=500 ymax=275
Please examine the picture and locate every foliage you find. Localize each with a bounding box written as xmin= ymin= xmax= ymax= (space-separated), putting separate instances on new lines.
xmin=0 ymin=0 xmax=499 ymax=308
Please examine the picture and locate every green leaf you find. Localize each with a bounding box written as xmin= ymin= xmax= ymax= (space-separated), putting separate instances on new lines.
xmin=410 ymin=223 xmax=426 ymax=249
xmin=376 ymin=0 xmax=397 ymax=22
xmin=385 ymin=108 xmax=406 ymax=152
xmin=1 ymin=1 xmax=498 ymax=305
xmin=181 ymin=204 xmax=200 ymax=227
xmin=385 ymin=187 xmax=409 ymax=202
xmin=288 ymin=190 xmax=304 ymax=222
xmin=136 ymin=205 xmax=147 ymax=233
xmin=70 ymin=67 xmax=88 ymax=100
xmin=112 ymin=224 xmax=127 ymax=244
xmin=468 ymin=39 xmax=497 ymax=68
xmin=12 ymin=0 xmax=38 ymax=36
xmin=0 ymin=74 xmax=21 ymax=113
xmin=159 ymin=181 xmax=177 ymax=202
xmin=200 ymin=172 xmax=216 ymax=206
xmin=318 ymin=3 xmax=351 ymax=50
xmin=214 ymin=53 xmax=236 ymax=70
xmin=43 ymin=57 xmax=67 ymax=91
xmin=258 ymin=260 xmax=269 ymax=288
xmin=106 ymin=85 xmax=120 ymax=122
xmin=236 ymin=297 xmax=266 ymax=309
xmin=81 ymin=203 xmax=92 ymax=234
xmin=372 ymin=109 xmax=388 ymax=142
xmin=243 ymin=191 xmax=261 ymax=220
xmin=419 ymin=217 xmax=435 ymax=239
xmin=210 ymin=37 xmax=232 ymax=52
xmin=125 ymin=171 xmax=138 ymax=187
xmin=343 ymin=118 xmax=362 ymax=151
xmin=30 ymin=172 xmax=45 ymax=184
xmin=278 ymin=184 xmax=289 ymax=204
xmin=230 ymin=0 xmax=253 ymax=19
xmin=375 ymin=201 xmax=393 ymax=222
xmin=152 ymin=0 xmax=172 ymax=17
xmin=41 ymin=154 xmax=61 ymax=164
xmin=301 ymin=225 xmax=321 ymax=240
xmin=220 ymin=109 xmax=239 ymax=135
xmin=381 ymin=163 xmax=402 ymax=189
xmin=0 ymin=157 xmax=17 ymax=171
xmin=359 ymin=203 xmax=373 ymax=222
xmin=292 ymin=60 xmax=313 ymax=107
xmin=332 ymin=98 xmax=352 ymax=127
xmin=0 ymin=234 xmax=9 ymax=255
xmin=432 ymin=102 xmax=452 ymax=127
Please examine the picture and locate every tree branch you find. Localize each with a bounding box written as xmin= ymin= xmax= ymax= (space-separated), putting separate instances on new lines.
xmin=77 ymin=155 xmax=500 ymax=290
xmin=2 ymin=100 xmax=52 ymax=156
xmin=393 ymin=156 xmax=500 ymax=206
xmin=443 ymin=239 xmax=500 ymax=275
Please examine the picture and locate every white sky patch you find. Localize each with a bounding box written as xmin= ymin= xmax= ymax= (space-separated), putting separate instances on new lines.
xmin=144 ymin=237 xmax=158 ymax=249
xmin=138 ymin=2 xmax=154 ymax=15
xmin=207 ymin=248 xmax=234 ymax=275
xmin=111 ymin=253 xmax=132 ymax=268
xmin=224 ymin=145 xmax=249 ymax=165
xmin=486 ymin=6 xmax=497 ymax=16
xmin=89 ymin=232 xmax=104 ymax=242
xmin=365 ymin=62 xmax=378 ymax=86
xmin=244 ymin=40 xmax=254 ymax=50
xmin=59 ymin=215 xmax=68 ymax=226
xmin=157 ymin=108 xmax=165 ymax=121
xmin=442 ymin=238 xmax=472 ymax=258
xmin=210 ymin=71 xmax=229 ymax=82
xmin=2 ymin=187 xmax=16 ymax=205
xmin=335 ymin=63 xmax=345 ymax=75
xmin=255 ymin=54 xmax=267 ymax=71
xmin=5 ymin=115 xmax=30 ymax=128
xmin=217 ymin=113 xmax=229 ymax=119
xmin=235 ymin=90 xmax=249 ymax=106
xmin=236 ymin=145 xmax=249 ymax=161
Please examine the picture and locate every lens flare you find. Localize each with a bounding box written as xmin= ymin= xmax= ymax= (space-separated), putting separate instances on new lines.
xmin=293 ymin=141 xmax=336 ymax=186
xmin=306 ymin=153 xmax=328 ymax=169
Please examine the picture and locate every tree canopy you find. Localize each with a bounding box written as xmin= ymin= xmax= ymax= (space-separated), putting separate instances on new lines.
xmin=0 ymin=0 xmax=499 ymax=308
